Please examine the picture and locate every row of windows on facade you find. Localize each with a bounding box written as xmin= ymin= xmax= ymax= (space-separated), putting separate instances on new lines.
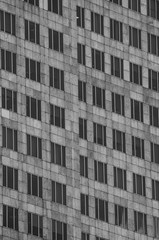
xmin=3 ymin=202 xmax=159 ymax=237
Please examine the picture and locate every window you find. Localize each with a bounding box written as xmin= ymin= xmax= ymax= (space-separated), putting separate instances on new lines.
xmin=51 ymin=142 xmax=65 ymax=167
xmin=110 ymin=0 xmax=122 ymax=5
xmin=25 ymin=20 xmax=40 ymax=44
xmin=132 ymin=136 xmax=144 ymax=159
xmin=49 ymin=66 xmax=64 ymax=91
xmin=150 ymin=105 xmax=159 ymax=127
xmin=114 ymin=167 xmax=127 ymax=190
xmin=26 ymin=58 xmax=40 ymax=82
xmin=134 ymin=211 xmax=147 ymax=235
xmin=77 ymin=43 xmax=85 ymax=65
xmin=131 ymin=99 xmax=143 ymax=122
xmin=49 ymin=29 xmax=63 ymax=53
xmin=152 ymin=179 xmax=159 ymax=201
xmin=2 ymin=126 xmax=17 ymax=151
xmin=80 ymin=155 xmax=88 ymax=178
xmin=50 ymin=104 xmax=65 ymax=128
xmin=130 ymin=63 xmax=142 ymax=85
xmin=113 ymin=129 xmax=125 ymax=153
xmin=92 ymin=48 xmax=104 ymax=72
xmin=0 ymin=10 xmax=15 ymax=35
xmin=96 ymin=237 xmax=107 ymax=240
xmin=110 ymin=19 xmax=123 ymax=42
xmin=52 ymin=181 xmax=66 ymax=205
xmin=27 ymin=173 xmax=42 ymax=198
xmin=115 ymin=204 xmax=128 ymax=228
xmin=129 ymin=26 xmax=141 ymax=49
xmin=79 ymin=118 xmax=87 ymax=140
xmin=111 ymin=55 xmax=123 ymax=79
xmin=2 ymin=88 xmax=17 ymax=112
xmin=24 ymin=0 xmax=39 ymax=6
xmin=76 ymin=6 xmax=84 ymax=28
xmin=28 ymin=212 xmax=43 ymax=237
xmin=78 ymin=80 xmax=86 ymax=102
xmin=26 ymin=96 xmax=41 ymax=120
xmin=3 ymin=205 xmax=18 ymax=231
xmin=95 ymin=198 xmax=108 ymax=222
xmin=94 ymin=160 xmax=107 ymax=184
xmin=148 ymin=33 xmax=159 ymax=56
xmin=81 ymin=232 xmax=89 ymax=240
xmin=148 ymin=69 xmax=159 ymax=92
xmin=91 ymin=12 xmax=104 ymax=35
xmin=3 ymin=165 xmax=18 ymax=190
xmin=81 ymin=194 xmax=89 ymax=216
xmin=48 ymin=0 xmax=62 ymax=16
xmin=112 ymin=92 xmax=124 ymax=116
xmin=52 ymin=219 xmax=67 ymax=240
xmin=27 ymin=134 xmax=42 ymax=159
xmin=93 ymin=123 xmax=106 ymax=146
xmin=1 ymin=49 xmax=16 ymax=74
xmin=128 ymin=0 xmax=140 ymax=12
xmin=147 ymin=0 xmax=159 ymax=20
xmin=151 ymin=142 xmax=159 ymax=164
xmin=133 ymin=173 xmax=146 ymax=196
xmin=154 ymin=216 xmax=159 ymax=238
xmin=93 ymin=86 xmax=105 ymax=109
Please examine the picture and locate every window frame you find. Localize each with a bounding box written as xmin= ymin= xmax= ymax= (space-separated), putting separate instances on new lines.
xmin=91 ymin=11 xmax=104 ymax=36
xmin=78 ymin=80 xmax=86 ymax=102
xmin=115 ymin=204 xmax=128 ymax=229
xmin=130 ymin=62 xmax=142 ymax=85
xmin=92 ymin=48 xmax=104 ymax=72
xmin=52 ymin=219 xmax=67 ymax=240
xmin=131 ymin=99 xmax=143 ymax=122
xmin=51 ymin=142 xmax=66 ymax=167
xmin=95 ymin=197 xmax=108 ymax=222
xmin=93 ymin=85 xmax=105 ymax=109
xmin=76 ymin=6 xmax=85 ymax=28
xmin=111 ymin=55 xmax=123 ymax=79
xmin=110 ymin=18 xmax=123 ymax=42
xmin=93 ymin=122 xmax=106 ymax=146
xmin=132 ymin=136 xmax=145 ymax=159
xmin=2 ymin=126 xmax=17 ymax=151
xmin=128 ymin=0 xmax=141 ymax=12
xmin=27 ymin=134 xmax=42 ymax=159
xmin=80 ymin=155 xmax=88 ymax=178
xmin=3 ymin=205 xmax=18 ymax=231
xmin=27 ymin=173 xmax=42 ymax=198
xmin=49 ymin=66 xmax=64 ymax=91
xmin=129 ymin=26 xmax=141 ymax=49
xmin=114 ymin=166 xmax=127 ymax=190
xmin=112 ymin=92 xmax=124 ymax=116
xmin=25 ymin=19 xmax=40 ymax=44
xmin=0 ymin=10 xmax=15 ymax=35
xmin=1 ymin=49 xmax=16 ymax=74
xmin=28 ymin=212 xmax=43 ymax=238
xmin=81 ymin=193 xmax=89 ymax=216
xmin=48 ymin=0 xmax=62 ymax=16
xmin=52 ymin=180 xmax=66 ymax=205
xmin=94 ymin=160 xmax=107 ymax=184
xmin=134 ymin=211 xmax=147 ymax=235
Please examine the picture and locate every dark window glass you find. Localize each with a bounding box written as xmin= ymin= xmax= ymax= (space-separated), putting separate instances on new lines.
xmin=111 ymin=55 xmax=123 ymax=79
xmin=26 ymin=96 xmax=41 ymax=120
xmin=51 ymin=142 xmax=65 ymax=167
xmin=48 ymin=0 xmax=62 ymax=15
xmin=2 ymin=126 xmax=17 ymax=151
xmin=48 ymin=29 xmax=63 ymax=53
xmin=91 ymin=12 xmax=104 ymax=35
xmin=110 ymin=0 xmax=122 ymax=5
xmin=147 ymin=0 xmax=159 ymax=20
xmin=0 ymin=10 xmax=15 ymax=35
xmin=77 ymin=6 xmax=84 ymax=28
xmin=92 ymin=48 xmax=104 ymax=72
xmin=112 ymin=92 xmax=124 ymax=116
xmin=113 ymin=129 xmax=125 ymax=153
xmin=115 ymin=204 xmax=128 ymax=228
xmin=93 ymin=123 xmax=106 ymax=146
xmin=133 ymin=173 xmax=146 ymax=196
xmin=2 ymin=88 xmax=17 ymax=112
xmin=28 ymin=212 xmax=43 ymax=237
xmin=78 ymin=80 xmax=86 ymax=102
xmin=81 ymin=193 xmax=89 ymax=216
xmin=52 ymin=181 xmax=66 ymax=205
xmin=3 ymin=205 xmax=18 ymax=231
xmin=1 ymin=49 xmax=16 ymax=74
xmin=52 ymin=219 xmax=67 ymax=240
xmin=114 ymin=167 xmax=127 ymax=190
xmin=80 ymin=155 xmax=88 ymax=178
xmin=27 ymin=134 xmax=42 ymax=159
xmin=129 ymin=26 xmax=141 ymax=49
xmin=25 ymin=20 xmax=40 ymax=44
xmin=132 ymin=136 xmax=144 ymax=159
xmin=50 ymin=104 xmax=65 ymax=128
xmin=24 ymin=0 xmax=39 ymax=6
xmin=79 ymin=118 xmax=87 ymax=140
xmin=110 ymin=19 xmax=123 ymax=42
xmin=49 ymin=66 xmax=64 ymax=91
xmin=94 ymin=160 xmax=107 ymax=184
xmin=129 ymin=0 xmax=140 ymax=12
xmin=134 ymin=211 xmax=147 ymax=235
xmin=130 ymin=63 xmax=142 ymax=85
xmin=152 ymin=179 xmax=159 ymax=201
xmin=93 ymin=86 xmax=105 ymax=109
xmin=3 ymin=165 xmax=18 ymax=190
xmin=131 ymin=99 xmax=143 ymax=122
xmin=77 ymin=43 xmax=85 ymax=65
xmin=95 ymin=198 xmax=108 ymax=222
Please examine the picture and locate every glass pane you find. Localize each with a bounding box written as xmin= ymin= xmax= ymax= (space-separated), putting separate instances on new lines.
xmin=57 ymin=221 xmax=62 ymax=240
xmin=56 ymin=182 xmax=62 ymax=204
xmin=55 ymin=106 xmax=60 ymax=127
xmin=32 ymin=136 xmax=37 ymax=157
xmin=8 ymin=206 xmax=13 ymax=229
xmin=5 ymin=12 xmax=11 ymax=34
xmin=30 ymin=22 xmax=35 ymax=43
xmin=31 ymin=98 xmax=36 ymax=119
xmin=56 ymin=144 xmax=61 ymax=165
xmin=53 ymin=30 xmax=59 ymax=51
xmin=7 ymin=128 xmax=13 ymax=149
xmin=33 ymin=214 xmax=38 ymax=236
xmin=98 ymin=162 xmax=104 ymax=183
xmin=7 ymin=89 xmax=12 ymax=110
xmin=30 ymin=59 xmax=36 ymax=80
xmin=6 ymin=51 xmax=12 ymax=72
xmin=54 ymin=68 xmax=60 ymax=89
xmin=32 ymin=174 xmax=38 ymax=196
xmin=8 ymin=167 xmax=13 ymax=189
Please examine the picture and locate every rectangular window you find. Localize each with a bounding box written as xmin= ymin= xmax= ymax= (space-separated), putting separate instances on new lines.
xmin=26 ymin=96 xmax=41 ymax=120
xmin=115 ymin=204 xmax=128 ymax=229
xmin=148 ymin=33 xmax=159 ymax=56
xmin=147 ymin=0 xmax=159 ymax=20
xmin=111 ymin=55 xmax=123 ymax=79
xmin=92 ymin=48 xmax=104 ymax=72
xmin=52 ymin=181 xmax=66 ymax=205
xmin=131 ymin=99 xmax=143 ymax=122
xmin=25 ymin=20 xmax=40 ymax=44
xmin=81 ymin=194 xmax=89 ymax=216
xmin=24 ymin=0 xmax=39 ymax=6
xmin=79 ymin=118 xmax=87 ymax=140
xmin=93 ymin=123 xmax=106 ymax=146
xmin=76 ymin=6 xmax=84 ymax=28
xmin=80 ymin=155 xmax=88 ymax=178
xmin=110 ymin=19 xmax=123 ymax=42
xmin=1 ymin=49 xmax=16 ymax=74
xmin=150 ymin=105 xmax=159 ymax=127
xmin=3 ymin=165 xmax=18 ymax=190
xmin=49 ymin=66 xmax=64 ymax=91
xmin=81 ymin=232 xmax=89 ymax=240
xmin=52 ymin=219 xmax=67 ymax=240
xmin=95 ymin=198 xmax=108 ymax=222
xmin=148 ymin=69 xmax=159 ymax=92
xmin=113 ymin=129 xmax=125 ymax=153
xmin=94 ymin=160 xmax=107 ymax=184
xmin=3 ymin=205 xmax=18 ymax=231
xmin=112 ymin=92 xmax=124 ymax=116
xmin=2 ymin=126 xmax=17 ymax=151
xmin=28 ymin=212 xmax=43 ymax=237
xmin=78 ymin=80 xmax=86 ymax=102
xmin=0 ymin=10 xmax=15 ymax=35
xmin=132 ymin=136 xmax=144 ymax=159
xmin=48 ymin=0 xmax=62 ymax=16
xmin=133 ymin=173 xmax=146 ymax=196
xmin=134 ymin=211 xmax=147 ymax=235
xmin=26 ymin=58 xmax=40 ymax=82
xmin=128 ymin=0 xmax=140 ymax=12
xmin=27 ymin=134 xmax=42 ymax=159
xmin=77 ymin=43 xmax=85 ymax=65
xmin=50 ymin=104 xmax=65 ymax=128
xmin=93 ymin=86 xmax=105 ymax=109
xmin=2 ymin=87 xmax=17 ymax=112
xmin=130 ymin=63 xmax=142 ymax=85
xmin=27 ymin=173 xmax=42 ymax=198
xmin=49 ymin=29 xmax=63 ymax=53
xmin=96 ymin=237 xmax=107 ymax=240
xmin=51 ymin=142 xmax=65 ymax=167
xmin=110 ymin=0 xmax=122 ymax=5
xmin=152 ymin=179 xmax=159 ymax=201
xmin=151 ymin=142 xmax=159 ymax=164
xmin=91 ymin=12 xmax=104 ymax=35
xmin=114 ymin=167 xmax=127 ymax=190
xmin=129 ymin=26 xmax=141 ymax=49
xmin=154 ymin=216 xmax=159 ymax=238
